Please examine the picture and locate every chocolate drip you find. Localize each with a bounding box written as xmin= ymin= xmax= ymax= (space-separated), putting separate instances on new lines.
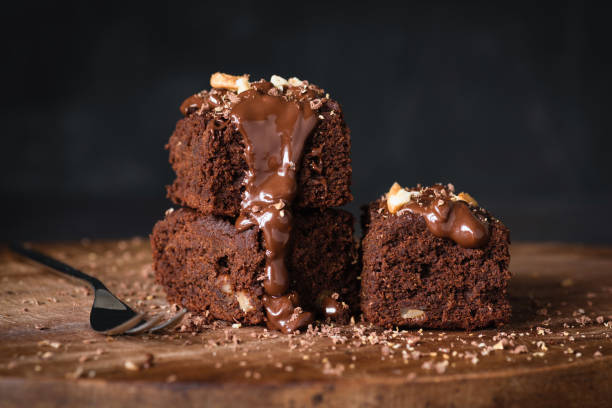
xmin=231 ymin=90 xmax=318 ymax=333
xmin=321 ymin=296 xmax=342 ymax=318
xmin=180 ymin=94 xmax=207 ymax=115
xmin=313 ymin=291 xmax=349 ymax=322
xmin=262 ymin=293 xmax=313 ymax=332
xmin=399 ymin=185 xmax=489 ymax=249
xmin=309 ymin=143 xmax=325 ymax=173
xmin=319 ymin=295 xmax=343 ymax=318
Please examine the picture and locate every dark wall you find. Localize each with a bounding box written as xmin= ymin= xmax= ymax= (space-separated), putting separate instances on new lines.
xmin=2 ymin=1 xmax=611 ymax=243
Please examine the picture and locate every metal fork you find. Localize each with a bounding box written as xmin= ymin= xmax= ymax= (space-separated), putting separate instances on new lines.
xmin=10 ymin=242 xmax=187 ymax=335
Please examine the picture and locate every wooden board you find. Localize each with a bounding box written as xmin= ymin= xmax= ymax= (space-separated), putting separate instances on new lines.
xmin=1 ymin=240 xmax=611 ymax=408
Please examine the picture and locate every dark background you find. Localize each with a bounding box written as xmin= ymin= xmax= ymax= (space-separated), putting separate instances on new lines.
xmin=2 ymin=1 xmax=611 ymax=243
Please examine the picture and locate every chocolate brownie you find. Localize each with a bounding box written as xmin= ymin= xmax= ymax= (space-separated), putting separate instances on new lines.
xmin=151 ymin=207 xmax=359 ymax=326
xmin=360 ymin=183 xmax=511 ymax=330
xmin=166 ymin=75 xmax=352 ymax=218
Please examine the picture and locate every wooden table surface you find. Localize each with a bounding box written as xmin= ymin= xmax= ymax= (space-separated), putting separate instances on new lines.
xmin=1 ymin=240 xmax=611 ymax=408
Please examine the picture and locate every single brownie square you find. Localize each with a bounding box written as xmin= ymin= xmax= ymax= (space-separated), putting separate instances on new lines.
xmin=151 ymin=207 xmax=359 ymax=325
xmin=360 ymin=183 xmax=511 ymax=330
xmin=166 ymin=75 xmax=352 ymax=217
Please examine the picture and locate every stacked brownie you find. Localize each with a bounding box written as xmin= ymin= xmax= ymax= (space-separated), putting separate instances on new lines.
xmin=151 ymin=73 xmax=358 ymax=333
xmin=151 ymin=72 xmax=513 ymax=332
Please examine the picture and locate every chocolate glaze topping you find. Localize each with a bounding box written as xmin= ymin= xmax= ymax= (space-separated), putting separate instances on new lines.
xmin=316 ymin=293 xmax=346 ymax=319
xmin=396 ymin=185 xmax=490 ymax=249
xmin=180 ymin=79 xmax=328 ymax=119
xmin=231 ymin=88 xmax=318 ymax=333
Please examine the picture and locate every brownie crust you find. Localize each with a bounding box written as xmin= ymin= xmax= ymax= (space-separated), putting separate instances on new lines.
xmin=151 ymin=207 xmax=359 ymax=325
xmin=360 ymin=200 xmax=511 ymax=330
xmin=166 ymin=79 xmax=352 ymax=217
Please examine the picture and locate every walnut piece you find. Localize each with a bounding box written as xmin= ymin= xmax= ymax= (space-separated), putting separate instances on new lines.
xmin=270 ymin=74 xmax=289 ymax=90
xmin=386 ymin=182 xmax=417 ymax=214
xmin=401 ymin=308 xmax=426 ymax=320
xmin=235 ymin=291 xmax=255 ymax=313
xmin=288 ymin=77 xmax=303 ymax=87
xmin=236 ymin=77 xmax=250 ymax=94
xmin=210 ymin=72 xmax=250 ymax=92
xmin=455 ymin=192 xmax=479 ymax=207
xmin=216 ymin=274 xmax=233 ymax=295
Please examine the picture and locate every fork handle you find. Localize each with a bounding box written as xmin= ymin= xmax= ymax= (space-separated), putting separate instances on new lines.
xmin=10 ymin=242 xmax=106 ymax=290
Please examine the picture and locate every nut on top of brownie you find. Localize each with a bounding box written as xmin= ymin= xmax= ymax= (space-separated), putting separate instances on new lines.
xmin=383 ymin=182 xmax=493 ymax=249
xmin=180 ymin=72 xmax=337 ymax=117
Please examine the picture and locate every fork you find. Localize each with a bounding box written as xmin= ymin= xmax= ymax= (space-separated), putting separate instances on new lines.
xmin=10 ymin=242 xmax=188 ymax=335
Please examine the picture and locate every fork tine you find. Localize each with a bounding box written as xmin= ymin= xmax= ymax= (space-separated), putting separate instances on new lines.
xmin=124 ymin=314 xmax=166 ymax=335
xmin=102 ymin=313 xmax=145 ymax=336
xmin=148 ymin=308 xmax=188 ymax=333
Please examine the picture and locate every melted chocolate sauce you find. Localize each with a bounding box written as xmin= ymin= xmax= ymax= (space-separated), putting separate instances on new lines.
xmin=180 ymin=93 xmax=207 ymax=115
xmin=319 ymin=296 xmax=343 ymax=318
xmin=314 ymin=291 xmax=347 ymax=320
xmin=231 ymin=89 xmax=318 ymax=333
xmin=398 ymin=185 xmax=489 ymax=249
xmin=309 ymin=143 xmax=325 ymax=173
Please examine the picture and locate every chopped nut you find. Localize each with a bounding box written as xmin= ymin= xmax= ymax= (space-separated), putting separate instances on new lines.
xmin=210 ymin=72 xmax=250 ymax=92
xmin=216 ymin=274 xmax=233 ymax=295
xmin=288 ymin=77 xmax=303 ymax=87
xmin=434 ymin=360 xmax=449 ymax=374
xmin=387 ymin=182 xmax=402 ymax=197
xmin=270 ymin=75 xmax=289 ymax=90
xmin=386 ymin=183 xmax=417 ymax=214
xmin=401 ymin=308 xmax=426 ymax=320
xmin=124 ymin=360 xmax=140 ymax=371
xmin=492 ymin=340 xmax=506 ymax=350
xmin=455 ymin=192 xmax=479 ymax=207
xmin=236 ymin=76 xmax=250 ymax=94
xmin=236 ymin=291 xmax=255 ymax=313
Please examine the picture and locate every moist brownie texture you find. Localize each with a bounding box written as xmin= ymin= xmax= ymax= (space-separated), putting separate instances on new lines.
xmin=151 ymin=207 xmax=359 ymax=325
xmin=167 ymin=77 xmax=352 ymax=217
xmin=360 ymin=183 xmax=511 ymax=330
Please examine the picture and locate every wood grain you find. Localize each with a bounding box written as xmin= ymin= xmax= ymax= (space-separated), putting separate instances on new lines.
xmin=1 ymin=240 xmax=611 ymax=407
